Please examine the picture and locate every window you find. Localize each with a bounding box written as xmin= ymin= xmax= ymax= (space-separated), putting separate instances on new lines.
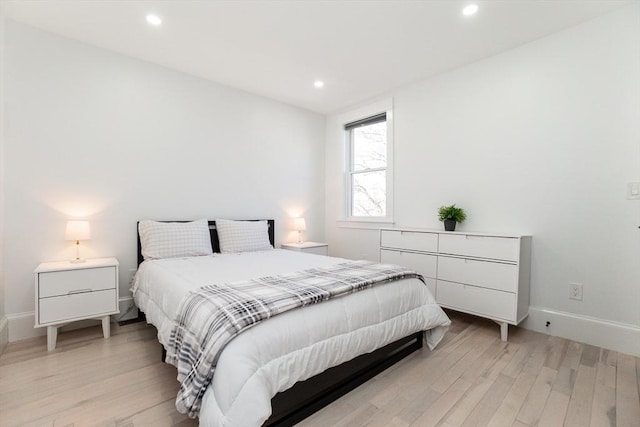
xmin=345 ymin=112 xmax=391 ymax=220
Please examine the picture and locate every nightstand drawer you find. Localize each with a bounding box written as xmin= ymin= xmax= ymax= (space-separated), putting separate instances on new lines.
xmin=39 ymin=289 xmax=117 ymax=324
xmin=38 ymin=266 xmax=116 ymax=298
xmin=302 ymin=246 xmax=328 ymax=256
xmin=380 ymin=249 xmax=437 ymax=278
xmin=437 ymin=256 xmax=518 ymax=292
xmin=436 ymin=280 xmax=516 ymax=322
xmin=380 ymin=230 xmax=438 ymax=253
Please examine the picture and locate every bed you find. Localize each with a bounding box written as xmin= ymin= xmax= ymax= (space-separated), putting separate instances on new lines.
xmin=132 ymin=219 xmax=451 ymax=427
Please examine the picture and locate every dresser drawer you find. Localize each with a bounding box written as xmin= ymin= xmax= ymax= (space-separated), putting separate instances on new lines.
xmin=436 ymin=280 xmax=516 ymax=322
xmin=437 ymin=256 xmax=518 ymax=292
xmin=380 ymin=230 xmax=438 ymax=253
xmin=39 ymin=289 xmax=117 ymax=325
xmin=380 ymin=249 xmax=437 ymax=278
xmin=438 ymin=234 xmax=519 ymax=262
xmin=38 ymin=266 xmax=116 ymax=298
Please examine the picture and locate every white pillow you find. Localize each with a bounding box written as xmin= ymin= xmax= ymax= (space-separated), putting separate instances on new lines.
xmin=215 ymin=219 xmax=273 ymax=253
xmin=139 ymin=219 xmax=213 ymax=260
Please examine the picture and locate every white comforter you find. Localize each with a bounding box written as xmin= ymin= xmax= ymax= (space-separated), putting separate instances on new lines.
xmin=133 ymin=249 xmax=450 ymax=427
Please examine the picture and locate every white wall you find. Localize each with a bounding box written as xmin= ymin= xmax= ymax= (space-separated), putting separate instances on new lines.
xmin=3 ymin=21 xmax=326 ymax=340
xmin=0 ymin=5 xmax=7 ymax=353
xmin=326 ymin=5 xmax=640 ymax=354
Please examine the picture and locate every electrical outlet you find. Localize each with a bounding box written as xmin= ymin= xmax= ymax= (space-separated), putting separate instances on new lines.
xmin=568 ymin=283 xmax=583 ymax=301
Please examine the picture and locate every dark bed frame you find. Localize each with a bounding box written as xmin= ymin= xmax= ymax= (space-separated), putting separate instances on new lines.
xmin=136 ymin=219 xmax=424 ymax=427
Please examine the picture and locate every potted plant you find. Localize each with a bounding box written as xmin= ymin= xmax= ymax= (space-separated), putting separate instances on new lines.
xmin=438 ymin=204 xmax=467 ymax=231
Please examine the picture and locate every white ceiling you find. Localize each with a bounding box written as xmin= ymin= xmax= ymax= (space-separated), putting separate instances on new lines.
xmin=3 ymin=0 xmax=633 ymax=114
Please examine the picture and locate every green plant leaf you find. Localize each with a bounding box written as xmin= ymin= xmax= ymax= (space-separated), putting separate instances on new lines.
xmin=437 ymin=204 xmax=466 ymax=222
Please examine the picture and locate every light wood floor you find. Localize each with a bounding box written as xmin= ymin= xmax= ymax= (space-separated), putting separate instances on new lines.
xmin=0 ymin=313 xmax=638 ymax=427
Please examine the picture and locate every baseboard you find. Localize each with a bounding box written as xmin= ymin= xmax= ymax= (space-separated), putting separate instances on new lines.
xmin=7 ymin=311 xmax=46 ymax=341
xmin=521 ymin=306 xmax=640 ymax=357
xmin=7 ymin=297 xmax=139 ymax=342
xmin=0 ymin=316 xmax=8 ymax=355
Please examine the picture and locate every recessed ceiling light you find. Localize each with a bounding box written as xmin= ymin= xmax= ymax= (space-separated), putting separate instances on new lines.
xmin=146 ymin=14 xmax=162 ymax=26
xmin=462 ymin=4 xmax=479 ymax=16
xmin=314 ymin=80 xmax=324 ymax=88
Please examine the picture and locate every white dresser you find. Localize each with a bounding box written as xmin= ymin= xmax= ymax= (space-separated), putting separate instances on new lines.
xmin=34 ymin=257 xmax=119 ymax=350
xmin=380 ymin=228 xmax=531 ymax=341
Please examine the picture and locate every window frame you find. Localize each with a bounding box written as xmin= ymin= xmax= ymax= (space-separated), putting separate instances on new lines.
xmin=340 ymin=99 xmax=394 ymax=225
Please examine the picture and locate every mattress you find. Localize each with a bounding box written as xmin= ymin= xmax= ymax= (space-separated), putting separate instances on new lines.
xmin=133 ymin=249 xmax=451 ymax=427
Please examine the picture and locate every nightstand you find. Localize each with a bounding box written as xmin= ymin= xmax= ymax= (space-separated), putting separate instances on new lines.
xmin=34 ymin=257 xmax=119 ymax=351
xmin=281 ymin=242 xmax=328 ymax=256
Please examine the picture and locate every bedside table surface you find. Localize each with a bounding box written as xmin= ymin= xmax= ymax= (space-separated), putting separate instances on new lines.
xmin=35 ymin=257 xmax=119 ymax=273
xmin=281 ymin=242 xmax=328 ymax=249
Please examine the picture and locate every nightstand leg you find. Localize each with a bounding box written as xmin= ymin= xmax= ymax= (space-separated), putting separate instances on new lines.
xmin=500 ymin=322 xmax=509 ymax=341
xmin=101 ymin=316 xmax=110 ymax=339
xmin=47 ymin=326 xmax=57 ymax=351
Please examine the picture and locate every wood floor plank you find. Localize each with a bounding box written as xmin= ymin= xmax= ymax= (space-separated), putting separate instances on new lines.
xmin=563 ymin=341 xmax=586 ymax=370
xmin=551 ymin=340 xmax=585 ymax=398
xmin=430 ymin=335 xmax=498 ymax=393
xmin=435 ymin=341 xmax=517 ymax=427
xmin=485 ymin=371 xmax=536 ymax=427
xmin=582 ymin=344 xmax=602 ymax=368
xmin=603 ymin=348 xmax=618 ymax=367
xmin=120 ymin=398 xmax=192 ymax=427
xmin=460 ymin=374 xmax=516 ymax=427
xmin=563 ymin=344 xmax=600 ymax=427
xmin=564 ymin=362 xmax=598 ymax=426
xmin=589 ymin=360 xmax=617 ymax=427
xmin=334 ymin=402 xmax=380 ymax=427
xmin=385 ymin=418 xmax=410 ymax=427
xmin=537 ymin=389 xmax=571 ymax=427
xmin=544 ymin=336 xmax=570 ymax=371
xmin=616 ymin=353 xmax=640 ymax=427
xmin=364 ymin=394 xmax=414 ymax=427
xmin=489 ymin=335 xmax=552 ymax=427
xmin=516 ymin=366 xmax=557 ymax=426
xmin=1 ymin=313 xmax=637 ymax=427
xmin=394 ymin=386 xmax=442 ymax=425
xmin=459 ymin=339 xmax=510 ymax=383
xmin=368 ymin=326 xmax=493 ymax=418
xmin=502 ymin=332 xmax=546 ymax=379
xmin=369 ymin=351 xmax=450 ymax=408
xmin=410 ymin=378 xmax=472 ymax=427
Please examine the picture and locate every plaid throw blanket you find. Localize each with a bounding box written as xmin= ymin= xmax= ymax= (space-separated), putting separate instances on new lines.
xmin=166 ymin=260 xmax=424 ymax=417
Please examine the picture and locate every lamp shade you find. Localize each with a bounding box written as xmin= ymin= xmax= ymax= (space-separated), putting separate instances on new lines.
xmin=65 ymin=220 xmax=91 ymax=241
xmin=293 ymin=217 xmax=306 ymax=231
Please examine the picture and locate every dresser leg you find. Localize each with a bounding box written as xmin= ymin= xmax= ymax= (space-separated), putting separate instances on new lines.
xmin=47 ymin=326 xmax=57 ymax=351
xmin=101 ymin=316 xmax=110 ymax=339
xmin=500 ymin=322 xmax=509 ymax=341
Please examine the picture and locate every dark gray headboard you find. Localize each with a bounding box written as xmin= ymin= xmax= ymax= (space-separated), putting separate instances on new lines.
xmin=136 ymin=219 xmax=275 ymax=266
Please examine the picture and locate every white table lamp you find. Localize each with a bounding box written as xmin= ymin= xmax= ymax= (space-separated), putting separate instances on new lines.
xmin=65 ymin=220 xmax=91 ymax=263
xmin=293 ymin=218 xmax=306 ymax=243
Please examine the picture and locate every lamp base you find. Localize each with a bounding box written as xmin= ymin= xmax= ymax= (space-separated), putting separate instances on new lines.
xmin=70 ymin=258 xmax=86 ymax=263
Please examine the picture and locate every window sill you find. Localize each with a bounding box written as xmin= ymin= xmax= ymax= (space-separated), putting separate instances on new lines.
xmin=336 ymin=219 xmax=395 ymax=230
